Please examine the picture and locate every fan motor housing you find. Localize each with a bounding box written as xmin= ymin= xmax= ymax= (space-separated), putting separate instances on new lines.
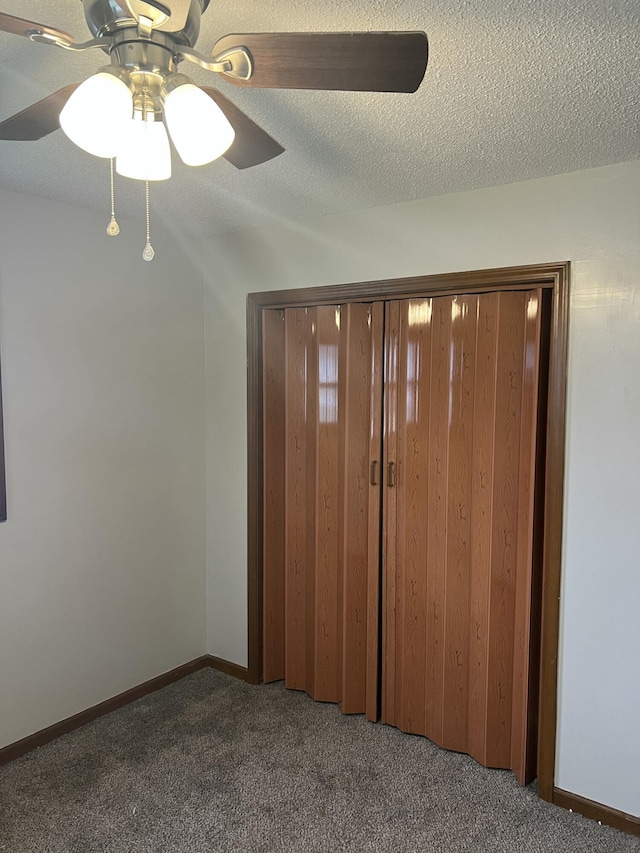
xmin=110 ymin=34 xmax=176 ymax=74
xmin=82 ymin=0 xmax=209 ymax=45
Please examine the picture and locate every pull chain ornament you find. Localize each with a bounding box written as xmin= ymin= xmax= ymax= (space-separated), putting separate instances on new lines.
xmin=106 ymin=158 xmax=120 ymax=236
xmin=141 ymin=87 xmax=154 ymax=261
xmin=143 ymin=179 xmax=155 ymax=261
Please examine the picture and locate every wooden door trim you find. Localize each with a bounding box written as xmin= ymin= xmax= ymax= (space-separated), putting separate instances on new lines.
xmin=247 ymin=261 xmax=570 ymax=802
xmin=247 ymin=263 xmax=566 ymax=309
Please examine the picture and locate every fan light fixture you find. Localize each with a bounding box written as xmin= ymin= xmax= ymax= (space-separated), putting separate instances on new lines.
xmin=163 ymin=76 xmax=236 ymax=166
xmin=59 ymin=68 xmax=133 ymax=159
xmin=59 ymin=69 xmax=235 ymax=181
xmin=116 ymin=115 xmax=173 ymax=181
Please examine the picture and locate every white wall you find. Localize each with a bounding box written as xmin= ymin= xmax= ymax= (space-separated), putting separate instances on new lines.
xmin=203 ymin=160 xmax=640 ymax=816
xmin=1 ymin=162 xmax=637 ymax=815
xmin=0 ymin=190 xmax=206 ymax=748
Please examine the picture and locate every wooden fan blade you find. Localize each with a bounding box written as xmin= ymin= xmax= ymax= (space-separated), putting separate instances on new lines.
xmin=125 ymin=0 xmax=191 ymax=32
xmin=201 ymin=88 xmax=284 ymax=169
xmin=0 ymin=85 xmax=79 ymax=141
xmin=212 ymin=31 xmax=428 ymax=92
xmin=0 ymin=11 xmax=75 ymax=43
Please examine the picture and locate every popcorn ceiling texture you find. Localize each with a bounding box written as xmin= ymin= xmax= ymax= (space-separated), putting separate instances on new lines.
xmin=0 ymin=0 xmax=638 ymax=235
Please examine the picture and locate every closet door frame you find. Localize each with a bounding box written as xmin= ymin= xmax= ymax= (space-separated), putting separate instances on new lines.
xmin=247 ymin=261 xmax=569 ymax=804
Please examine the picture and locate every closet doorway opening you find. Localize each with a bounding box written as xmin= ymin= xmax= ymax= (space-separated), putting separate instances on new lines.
xmin=247 ymin=263 xmax=569 ymax=802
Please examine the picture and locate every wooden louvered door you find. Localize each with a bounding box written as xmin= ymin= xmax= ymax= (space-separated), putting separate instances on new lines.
xmin=382 ymin=291 xmax=543 ymax=784
xmin=262 ymin=302 xmax=384 ymax=717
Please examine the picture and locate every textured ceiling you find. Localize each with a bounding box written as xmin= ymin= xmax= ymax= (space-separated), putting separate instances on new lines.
xmin=0 ymin=0 xmax=638 ymax=236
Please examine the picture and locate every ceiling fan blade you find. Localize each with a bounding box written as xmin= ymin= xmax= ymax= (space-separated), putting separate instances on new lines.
xmin=201 ymin=87 xmax=284 ymax=169
xmin=0 ymin=85 xmax=79 ymax=141
xmin=0 ymin=12 xmax=75 ymax=43
xmin=125 ymin=0 xmax=191 ymax=33
xmin=212 ymin=32 xmax=428 ymax=92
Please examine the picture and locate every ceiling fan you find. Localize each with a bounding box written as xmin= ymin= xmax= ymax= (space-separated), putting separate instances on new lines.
xmin=0 ymin=1 xmax=428 ymax=173
xmin=0 ymin=1 xmax=428 ymax=258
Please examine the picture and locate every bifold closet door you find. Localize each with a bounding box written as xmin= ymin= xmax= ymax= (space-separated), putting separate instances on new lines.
xmin=263 ymin=303 xmax=384 ymax=717
xmin=382 ymin=291 xmax=543 ymax=784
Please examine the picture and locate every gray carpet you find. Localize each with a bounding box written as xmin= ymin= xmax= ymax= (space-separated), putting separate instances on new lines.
xmin=1 ymin=669 xmax=637 ymax=852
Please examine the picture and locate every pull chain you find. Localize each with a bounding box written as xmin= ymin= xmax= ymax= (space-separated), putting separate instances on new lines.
xmin=106 ymin=158 xmax=120 ymax=236
xmin=141 ymin=86 xmax=155 ymax=261
xmin=143 ymin=179 xmax=155 ymax=261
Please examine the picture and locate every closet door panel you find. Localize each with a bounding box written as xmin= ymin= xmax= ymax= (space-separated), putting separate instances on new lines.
xmin=442 ymin=295 xmax=477 ymax=751
xmin=341 ymin=303 xmax=382 ymax=713
xmin=382 ymin=301 xmax=399 ymax=725
xmin=423 ymin=297 xmax=451 ymax=744
xmin=396 ymin=300 xmax=432 ymax=734
xmin=365 ymin=302 xmax=384 ymax=721
xmin=467 ymin=293 xmax=499 ymax=765
xmin=485 ymin=291 xmax=527 ymax=766
xmin=284 ymin=307 xmax=316 ymax=693
xmin=385 ymin=290 xmax=542 ymax=780
xmin=510 ymin=291 xmax=542 ymax=783
xmin=264 ymin=303 xmax=383 ymax=713
xmin=313 ymin=306 xmax=340 ymax=700
xmin=262 ymin=309 xmax=286 ymax=683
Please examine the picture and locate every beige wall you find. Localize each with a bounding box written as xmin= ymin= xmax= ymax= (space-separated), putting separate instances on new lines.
xmin=203 ymin=160 xmax=640 ymax=816
xmin=0 ymin=190 xmax=206 ymax=748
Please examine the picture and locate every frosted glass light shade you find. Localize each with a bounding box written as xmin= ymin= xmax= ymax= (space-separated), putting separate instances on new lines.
xmin=116 ymin=116 xmax=172 ymax=181
xmin=60 ymin=71 xmax=133 ymax=158
xmin=163 ymin=83 xmax=235 ymax=166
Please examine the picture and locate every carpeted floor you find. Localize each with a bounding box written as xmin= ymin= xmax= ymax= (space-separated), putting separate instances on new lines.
xmin=0 ymin=669 xmax=638 ymax=852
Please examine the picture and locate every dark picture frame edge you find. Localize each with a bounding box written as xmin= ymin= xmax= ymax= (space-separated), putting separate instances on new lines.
xmin=0 ymin=348 xmax=6 ymax=522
